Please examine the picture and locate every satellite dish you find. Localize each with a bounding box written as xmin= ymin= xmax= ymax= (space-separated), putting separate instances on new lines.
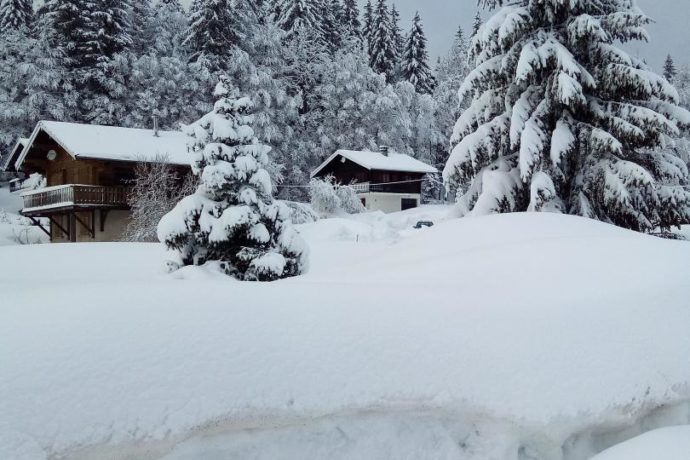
xmin=47 ymin=150 xmax=57 ymax=161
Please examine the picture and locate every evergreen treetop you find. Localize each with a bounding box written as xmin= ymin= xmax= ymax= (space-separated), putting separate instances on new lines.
xmin=445 ymin=0 xmax=690 ymax=231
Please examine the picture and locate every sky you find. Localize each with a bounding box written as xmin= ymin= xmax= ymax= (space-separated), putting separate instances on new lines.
xmin=178 ymin=0 xmax=690 ymax=72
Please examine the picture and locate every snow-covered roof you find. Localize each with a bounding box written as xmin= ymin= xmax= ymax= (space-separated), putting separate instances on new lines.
xmin=15 ymin=121 xmax=190 ymax=170
xmin=1 ymin=137 xmax=29 ymax=172
xmin=311 ymin=149 xmax=438 ymax=178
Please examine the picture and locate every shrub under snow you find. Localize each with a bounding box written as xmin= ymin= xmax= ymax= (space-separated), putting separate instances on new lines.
xmin=309 ymin=176 xmax=365 ymax=217
xmin=158 ymin=76 xmax=308 ymax=281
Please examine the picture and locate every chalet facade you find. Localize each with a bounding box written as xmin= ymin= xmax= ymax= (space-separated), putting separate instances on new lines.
xmin=311 ymin=148 xmax=437 ymax=213
xmin=8 ymin=121 xmax=189 ymax=243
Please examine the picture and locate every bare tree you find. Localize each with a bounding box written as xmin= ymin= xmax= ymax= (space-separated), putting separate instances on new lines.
xmin=123 ymin=156 xmax=197 ymax=242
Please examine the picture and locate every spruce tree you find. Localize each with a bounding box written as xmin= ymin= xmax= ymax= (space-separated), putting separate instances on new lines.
xmin=341 ymin=0 xmax=361 ymax=43
xmin=130 ymin=0 xmax=154 ymax=54
xmin=362 ymin=0 xmax=374 ymax=54
xmin=43 ymin=0 xmax=94 ymax=68
xmin=471 ymin=11 xmax=481 ymax=37
xmin=369 ymin=0 xmax=397 ymax=81
xmin=158 ymin=76 xmax=308 ymax=281
xmin=321 ymin=0 xmax=343 ymax=52
xmin=445 ymin=0 xmax=690 ymax=232
xmin=389 ymin=4 xmax=404 ymax=62
xmin=184 ymin=0 xmax=239 ymax=68
xmin=0 ymin=0 xmax=33 ymax=31
xmin=276 ymin=0 xmax=322 ymax=40
xmin=402 ymin=12 xmax=435 ymax=94
xmin=150 ymin=0 xmax=187 ymax=56
xmin=664 ymin=54 xmax=677 ymax=83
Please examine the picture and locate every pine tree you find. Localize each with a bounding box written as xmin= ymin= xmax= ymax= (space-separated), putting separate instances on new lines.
xmin=341 ymin=0 xmax=361 ymax=43
xmin=158 ymin=76 xmax=308 ymax=281
xmin=85 ymin=0 xmax=134 ymax=63
xmin=369 ymin=0 xmax=397 ymax=81
xmin=389 ymin=4 xmax=404 ymax=61
xmin=445 ymin=0 xmax=690 ymax=232
xmin=130 ymin=0 xmax=154 ymax=54
xmin=432 ymin=25 xmax=470 ymax=199
xmin=362 ymin=0 xmax=374 ymax=54
xmin=150 ymin=0 xmax=188 ymax=56
xmin=321 ymin=0 xmax=343 ymax=52
xmin=664 ymin=54 xmax=677 ymax=83
xmin=401 ymin=12 xmax=435 ymax=94
xmin=471 ymin=11 xmax=481 ymax=37
xmin=0 ymin=0 xmax=33 ymax=31
xmin=42 ymin=0 xmax=94 ymax=69
xmin=276 ymin=0 xmax=322 ymax=40
xmin=184 ymin=0 xmax=239 ymax=68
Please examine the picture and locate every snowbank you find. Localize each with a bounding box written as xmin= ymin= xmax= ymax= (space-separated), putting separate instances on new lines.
xmin=591 ymin=426 xmax=690 ymax=460
xmin=1 ymin=211 xmax=690 ymax=459
xmin=0 ymin=184 xmax=48 ymax=246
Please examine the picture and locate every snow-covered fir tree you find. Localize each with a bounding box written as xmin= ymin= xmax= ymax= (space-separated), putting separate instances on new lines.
xmin=389 ymin=4 xmax=404 ymax=64
xmin=130 ymin=0 xmax=154 ymax=54
xmin=362 ymin=0 xmax=374 ymax=53
xmin=341 ymin=0 xmax=361 ymax=43
xmin=158 ymin=76 xmax=308 ymax=281
xmin=664 ymin=54 xmax=677 ymax=83
xmin=42 ymin=0 xmax=93 ymax=68
xmin=276 ymin=0 xmax=322 ymax=40
xmin=184 ymin=0 xmax=239 ymax=68
xmin=85 ymin=0 xmax=133 ymax=63
xmin=369 ymin=0 xmax=397 ymax=81
xmin=150 ymin=0 xmax=188 ymax=56
xmin=471 ymin=11 xmax=481 ymax=37
xmin=321 ymin=0 xmax=343 ymax=52
xmin=401 ymin=12 xmax=435 ymax=94
xmin=445 ymin=0 xmax=690 ymax=232
xmin=0 ymin=0 xmax=32 ymax=30
xmin=431 ymin=26 xmax=471 ymax=197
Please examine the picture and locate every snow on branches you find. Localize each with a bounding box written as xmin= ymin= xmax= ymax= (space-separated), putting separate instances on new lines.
xmin=444 ymin=0 xmax=690 ymax=232
xmin=158 ymin=76 xmax=308 ymax=281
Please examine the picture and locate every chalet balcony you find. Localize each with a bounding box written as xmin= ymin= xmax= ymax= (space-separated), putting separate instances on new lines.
xmin=350 ymin=181 xmax=422 ymax=195
xmin=21 ymin=185 xmax=130 ymax=216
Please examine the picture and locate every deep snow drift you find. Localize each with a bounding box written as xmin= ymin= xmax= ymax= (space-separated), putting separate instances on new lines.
xmin=0 ymin=183 xmax=47 ymax=246
xmin=1 ymin=211 xmax=690 ymax=460
xmin=590 ymin=426 xmax=690 ymax=460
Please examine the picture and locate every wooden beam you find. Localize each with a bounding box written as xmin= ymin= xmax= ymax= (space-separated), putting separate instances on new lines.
xmin=48 ymin=216 xmax=69 ymax=238
xmin=28 ymin=217 xmax=51 ymax=238
xmin=74 ymin=213 xmax=94 ymax=239
xmin=100 ymin=210 xmax=109 ymax=232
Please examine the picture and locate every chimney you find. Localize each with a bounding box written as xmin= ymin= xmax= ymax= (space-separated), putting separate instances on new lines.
xmin=379 ymin=145 xmax=389 ymax=156
xmin=153 ymin=115 xmax=160 ymax=137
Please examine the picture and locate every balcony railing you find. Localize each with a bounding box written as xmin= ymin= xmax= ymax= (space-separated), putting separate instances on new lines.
xmin=21 ymin=185 xmax=130 ymax=213
xmin=349 ymin=181 xmax=422 ymax=194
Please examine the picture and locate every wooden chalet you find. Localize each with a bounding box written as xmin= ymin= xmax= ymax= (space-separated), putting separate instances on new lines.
xmin=12 ymin=121 xmax=189 ymax=243
xmin=311 ymin=147 xmax=438 ymax=213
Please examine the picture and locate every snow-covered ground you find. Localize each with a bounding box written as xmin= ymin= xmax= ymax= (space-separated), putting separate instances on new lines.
xmin=1 ymin=209 xmax=690 ymax=460
xmin=590 ymin=426 xmax=690 ymax=460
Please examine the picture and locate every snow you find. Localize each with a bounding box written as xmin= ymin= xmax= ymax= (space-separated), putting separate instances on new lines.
xmin=591 ymin=426 xmax=690 ymax=460
xmin=2 ymin=210 xmax=690 ymax=459
xmin=15 ymin=121 xmax=191 ymax=169
xmin=0 ymin=183 xmax=48 ymax=246
xmin=310 ymin=149 xmax=438 ymax=178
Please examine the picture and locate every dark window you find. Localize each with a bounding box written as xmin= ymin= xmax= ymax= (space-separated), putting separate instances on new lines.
xmin=401 ymin=198 xmax=418 ymax=211
xmin=360 ymin=198 xmax=366 ymax=207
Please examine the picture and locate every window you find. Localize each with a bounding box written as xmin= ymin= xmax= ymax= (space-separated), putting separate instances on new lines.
xmin=360 ymin=198 xmax=366 ymax=208
xmin=401 ymin=198 xmax=418 ymax=211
